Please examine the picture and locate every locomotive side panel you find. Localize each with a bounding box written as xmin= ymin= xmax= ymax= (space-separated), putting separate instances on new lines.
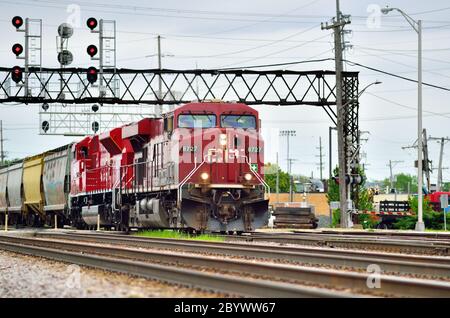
xmin=7 ymin=162 xmax=23 ymax=213
xmin=0 ymin=167 xmax=8 ymax=212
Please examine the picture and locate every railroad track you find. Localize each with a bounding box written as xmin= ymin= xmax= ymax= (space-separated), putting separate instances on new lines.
xmin=0 ymin=235 xmax=352 ymax=298
xmin=240 ymin=232 xmax=450 ymax=255
xmin=293 ymin=230 xmax=450 ymax=240
xmin=33 ymin=231 xmax=450 ymax=278
xmin=1 ymin=234 xmax=450 ymax=297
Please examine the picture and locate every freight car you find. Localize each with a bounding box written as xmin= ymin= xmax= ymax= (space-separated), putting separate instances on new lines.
xmin=0 ymin=144 xmax=72 ymax=227
xmin=0 ymin=101 xmax=270 ymax=233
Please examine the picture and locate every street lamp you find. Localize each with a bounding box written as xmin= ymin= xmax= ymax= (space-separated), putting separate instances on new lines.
xmin=280 ymin=130 xmax=296 ymax=202
xmin=382 ymin=6 xmax=425 ymax=232
xmin=279 ymin=130 xmax=296 ymax=174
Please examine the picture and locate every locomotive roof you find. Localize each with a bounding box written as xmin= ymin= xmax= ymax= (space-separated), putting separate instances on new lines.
xmin=174 ymin=101 xmax=258 ymax=115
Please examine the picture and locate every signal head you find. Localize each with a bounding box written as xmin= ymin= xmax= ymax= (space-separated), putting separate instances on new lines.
xmin=12 ymin=43 xmax=23 ymax=56
xmin=11 ymin=66 xmax=23 ymax=83
xmin=86 ymin=17 xmax=98 ymax=30
xmin=12 ymin=16 xmax=23 ymax=29
xmin=86 ymin=66 xmax=98 ymax=84
xmin=91 ymin=104 xmax=99 ymax=112
xmin=41 ymin=121 xmax=50 ymax=133
xmin=92 ymin=121 xmax=99 ymax=133
xmin=87 ymin=45 xmax=98 ymax=58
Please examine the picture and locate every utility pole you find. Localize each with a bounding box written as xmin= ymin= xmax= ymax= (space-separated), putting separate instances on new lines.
xmin=157 ymin=35 xmax=162 ymax=100
xmin=429 ymin=136 xmax=450 ymax=191
xmin=329 ymin=126 xmax=337 ymax=179
xmin=0 ymin=120 xmax=4 ymax=165
xmin=317 ymin=137 xmax=325 ymax=180
xmin=387 ymin=160 xmax=404 ymax=200
xmin=322 ymin=0 xmax=351 ymax=228
xmin=287 ymin=158 xmax=297 ymax=202
xmin=157 ymin=35 xmax=162 ymax=117
xmin=276 ymin=152 xmax=280 ymax=203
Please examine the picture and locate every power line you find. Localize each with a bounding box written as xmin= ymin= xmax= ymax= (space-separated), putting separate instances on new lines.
xmin=345 ymin=60 xmax=450 ymax=92
xmin=355 ymin=48 xmax=450 ymax=80
xmin=216 ymin=30 xmax=332 ymax=68
xmin=366 ymin=92 xmax=450 ymax=119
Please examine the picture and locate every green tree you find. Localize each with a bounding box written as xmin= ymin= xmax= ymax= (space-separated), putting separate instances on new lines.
xmin=394 ymin=196 xmax=450 ymax=230
xmin=383 ymin=173 xmax=418 ymax=193
xmin=264 ymin=163 xmax=291 ymax=192
xmin=0 ymin=158 xmax=21 ymax=168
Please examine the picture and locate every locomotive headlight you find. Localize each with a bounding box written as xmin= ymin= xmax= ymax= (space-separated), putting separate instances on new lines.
xmin=244 ymin=173 xmax=252 ymax=181
xmin=200 ymin=172 xmax=209 ymax=181
xmin=219 ymin=133 xmax=227 ymax=146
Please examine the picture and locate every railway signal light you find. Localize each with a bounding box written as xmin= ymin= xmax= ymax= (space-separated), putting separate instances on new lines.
xmin=92 ymin=121 xmax=99 ymax=133
xmin=12 ymin=16 xmax=23 ymax=29
xmin=87 ymin=17 xmax=98 ymax=31
xmin=12 ymin=43 xmax=23 ymax=56
xmin=332 ymin=175 xmax=351 ymax=185
xmin=87 ymin=45 xmax=98 ymax=58
xmin=11 ymin=66 xmax=23 ymax=83
xmin=57 ymin=50 xmax=73 ymax=66
xmin=41 ymin=121 xmax=49 ymax=133
xmin=332 ymin=174 xmax=365 ymax=186
xmin=86 ymin=67 xmax=98 ymax=84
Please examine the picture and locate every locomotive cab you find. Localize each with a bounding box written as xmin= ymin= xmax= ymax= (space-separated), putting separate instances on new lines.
xmin=172 ymin=101 xmax=269 ymax=232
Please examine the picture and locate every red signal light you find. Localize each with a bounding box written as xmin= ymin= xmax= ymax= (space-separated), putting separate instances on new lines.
xmin=12 ymin=16 xmax=23 ymax=29
xmin=12 ymin=43 xmax=23 ymax=56
xmin=87 ymin=66 xmax=98 ymax=84
xmin=86 ymin=17 xmax=98 ymax=30
xmin=87 ymin=45 xmax=98 ymax=57
xmin=11 ymin=66 xmax=23 ymax=83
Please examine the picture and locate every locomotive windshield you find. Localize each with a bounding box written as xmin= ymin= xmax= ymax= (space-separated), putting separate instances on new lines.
xmin=220 ymin=115 xmax=256 ymax=129
xmin=178 ymin=114 xmax=216 ymax=128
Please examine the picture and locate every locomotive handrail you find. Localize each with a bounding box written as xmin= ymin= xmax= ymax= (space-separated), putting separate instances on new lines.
xmin=244 ymin=156 xmax=270 ymax=198
xmin=177 ymin=156 xmax=207 ymax=206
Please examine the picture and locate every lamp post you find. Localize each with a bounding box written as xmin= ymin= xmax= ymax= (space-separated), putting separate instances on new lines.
xmin=381 ymin=6 xmax=424 ymax=231
xmin=279 ymin=130 xmax=296 ymax=174
xmin=280 ymin=130 xmax=296 ymax=202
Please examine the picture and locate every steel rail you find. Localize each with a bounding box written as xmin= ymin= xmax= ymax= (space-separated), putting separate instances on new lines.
xmin=292 ymin=230 xmax=450 ymax=240
xmin=0 ymin=238 xmax=352 ymax=298
xmin=243 ymin=233 xmax=450 ymax=255
xmin=34 ymin=232 xmax=450 ymax=278
xmin=248 ymin=232 xmax=450 ymax=245
xmin=2 ymin=236 xmax=450 ymax=297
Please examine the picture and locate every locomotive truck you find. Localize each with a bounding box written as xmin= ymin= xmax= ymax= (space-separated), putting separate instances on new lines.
xmin=0 ymin=101 xmax=270 ymax=232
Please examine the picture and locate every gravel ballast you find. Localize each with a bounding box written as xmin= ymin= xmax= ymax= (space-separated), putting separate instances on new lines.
xmin=0 ymin=250 xmax=224 ymax=298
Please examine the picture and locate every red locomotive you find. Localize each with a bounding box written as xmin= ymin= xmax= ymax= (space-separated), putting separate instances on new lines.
xmin=67 ymin=101 xmax=269 ymax=232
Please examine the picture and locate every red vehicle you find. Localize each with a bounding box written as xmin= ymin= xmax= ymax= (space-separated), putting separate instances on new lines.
xmin=69 ymin=101 xmax=269 ymax=232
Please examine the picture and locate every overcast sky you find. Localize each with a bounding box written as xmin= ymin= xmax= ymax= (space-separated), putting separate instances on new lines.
xmin=0 ymin=0 xmax=449 ymax=183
